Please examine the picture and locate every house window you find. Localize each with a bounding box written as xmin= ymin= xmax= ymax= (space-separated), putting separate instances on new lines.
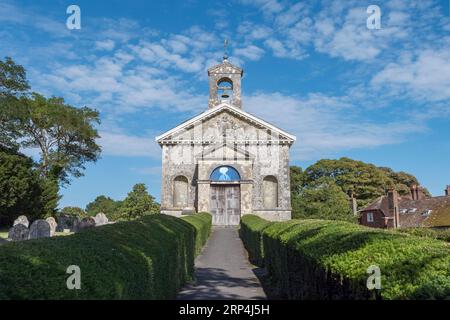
xmin=367 ymin=212 xmax=374 ymax=223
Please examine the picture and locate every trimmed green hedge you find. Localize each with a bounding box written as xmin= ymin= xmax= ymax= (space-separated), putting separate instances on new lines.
xmin=239 ymin=215 xmax=273 ymax=266
xmin=181 ymin=212 xmax=212 ymax=255
xmin=240 ymin=215 xmax=450 ymax=300
xmin=397 ymin=227 xmax=450 ymax=243
xmin=0 ymin=213 xmax=211 ymax=299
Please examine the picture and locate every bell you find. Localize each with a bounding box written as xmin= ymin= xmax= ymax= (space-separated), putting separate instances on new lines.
xmin=221 ymin=94 xmax=230 ymax=99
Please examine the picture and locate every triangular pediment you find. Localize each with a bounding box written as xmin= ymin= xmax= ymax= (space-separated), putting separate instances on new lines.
xmin=208 ymin=60 xmax=243 ymax=76
xmin=155 ymin=103 xmax=296 ymax=145
xmin=196 ymin=142 xmax=255 ymax=160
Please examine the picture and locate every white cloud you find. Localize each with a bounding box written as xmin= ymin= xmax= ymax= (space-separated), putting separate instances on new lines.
xmin=95 ymin=40 xmax=115 ymax=51
xmin=245 ymin=92 xmax=425 ymax=160
xmin=99 ymin=131 xmax=160 ymax=158
xmin=234 ymin=45 xmax=265 ymax=61
xmin=372 ymin=49 xmax=450 ymax=101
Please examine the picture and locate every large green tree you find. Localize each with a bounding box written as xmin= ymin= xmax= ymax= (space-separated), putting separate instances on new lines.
xmin=0 ymin=146 xmax=59 ymax=226
xmin=17 ymin=93 xmax=101 ymax=184
xmin=290 ymin=158 xmax=428 ymax=222
xmin=85 ymin=195 xmax=122 ymax=220
xmin=118 ymin=183 xmax=160 ymax=221
xmin=293 ymin=177 xmax=354 ymax=222
xmin=0 ymin=57 xmax=30 ymax=150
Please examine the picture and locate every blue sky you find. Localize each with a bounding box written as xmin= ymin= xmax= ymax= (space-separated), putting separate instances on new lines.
xmin=1 ymin=0 xmax=450 ymax=208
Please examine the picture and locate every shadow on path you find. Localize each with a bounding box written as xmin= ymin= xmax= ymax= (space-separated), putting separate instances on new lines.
xmin=177 ymin=227 xmax=267 ymax=300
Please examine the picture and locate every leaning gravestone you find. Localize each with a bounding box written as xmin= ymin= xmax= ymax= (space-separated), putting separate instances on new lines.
xmin=93 ymin=213 xmax=109 ymax=226
xmin=8 ymin=224 xmax=29 ymax=241
xmin=13 ymin=215 xmax=29 ymax=228
xmin=78 ymin=217 xmax=96 ymax=231
xmin=45 ymin=217 xmax=58 ymax=236
xmin=29 ymin=219 xmax=51 ymax=239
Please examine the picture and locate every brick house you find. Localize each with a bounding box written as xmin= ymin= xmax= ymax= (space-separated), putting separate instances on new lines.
xmin=359 ymin=185 xmax=450 ymax=229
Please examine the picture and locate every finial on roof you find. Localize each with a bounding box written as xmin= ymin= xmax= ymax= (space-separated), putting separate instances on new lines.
xmin=223 ymin=39 xmax=229 ymax=62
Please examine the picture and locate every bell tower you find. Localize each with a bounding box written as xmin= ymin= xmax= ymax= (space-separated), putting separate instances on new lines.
xmin=207 ymin=40 xmax=244 ymax=109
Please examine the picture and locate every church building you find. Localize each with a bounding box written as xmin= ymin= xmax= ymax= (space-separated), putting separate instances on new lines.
xmin=155 ymin=55 xmax=296 ymax=225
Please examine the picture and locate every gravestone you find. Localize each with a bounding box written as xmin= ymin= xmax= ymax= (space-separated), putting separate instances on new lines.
xmin=56 ymin=214 xmax=74 ymax=232
xmin=29 ymin=219 xmax=51 ymax=239
xmin=71 ymin=217 xmax=81 ymax=232
xmin=13 ymin=215 xmax=29 ymax=228
xmin=45 ymin=217 xmax=58 ymax=236
xmin=8 ymin=224 xmax=29 ymax=241
xmin=93 ymin=212 xmax=109 ymax=226
xmin=78 ymin=217 xmax=96 ymax=231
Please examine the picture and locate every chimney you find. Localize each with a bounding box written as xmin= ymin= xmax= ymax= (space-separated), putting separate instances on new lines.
xmin=410 ymin=184 xmax=417 ymax=200
xmin=446 ymin=185 xmax=450 ymax=196
xmin=388 ymin=188 xmax=400 ymax=228
xmin=350 ymin=192 xmax=358 ymax=216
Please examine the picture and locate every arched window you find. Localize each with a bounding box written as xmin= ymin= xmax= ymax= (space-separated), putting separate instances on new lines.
xmin=210 ymin=166 xmax=240 ymax=181
xmin=263 ymin=176 xmax=278 ymax=209
xmin=217 ymin=78 xmax=233 ymax=103
xmin=173 ymin=176 xmax=189 ymax=208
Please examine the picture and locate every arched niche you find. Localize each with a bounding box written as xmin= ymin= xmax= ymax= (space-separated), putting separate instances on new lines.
xmin=263 ymin=176 xmax=278 ymax=209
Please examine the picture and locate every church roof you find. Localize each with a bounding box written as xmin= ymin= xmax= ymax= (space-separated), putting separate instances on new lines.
xmin=155 ymin=103 xmax=296 ymax=143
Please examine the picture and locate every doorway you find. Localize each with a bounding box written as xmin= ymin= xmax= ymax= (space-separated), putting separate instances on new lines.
xmin=210 ymin=185 xmax=240 ymax=225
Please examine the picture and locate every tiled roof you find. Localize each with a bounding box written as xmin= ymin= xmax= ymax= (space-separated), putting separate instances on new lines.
xmin=361 ymin=194 xmax=450 ymax=228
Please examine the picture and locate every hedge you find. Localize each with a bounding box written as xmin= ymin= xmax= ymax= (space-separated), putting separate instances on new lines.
xmin=397 ymin=227 xmax=450 ymax=243
xmin=0 ymin=213 xmax=212 ymax=299
xmin=239 ymin=215 xmax=273 ymax=266
xmin=240 ymin=215 xmax=450 ymax=300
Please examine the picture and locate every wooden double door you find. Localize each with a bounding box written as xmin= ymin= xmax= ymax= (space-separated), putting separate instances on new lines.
xmin=210 ymin=185 xmax=240 ymax=226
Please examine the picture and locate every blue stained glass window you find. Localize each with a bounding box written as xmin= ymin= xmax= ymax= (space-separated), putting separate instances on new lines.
xmin=210 ymin=166 xmax=241 ymax=181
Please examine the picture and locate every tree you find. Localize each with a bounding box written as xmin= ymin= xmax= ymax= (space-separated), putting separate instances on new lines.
xmin=0 ymin=57 xmax=30 ymax=150
xmin=0 ymin=146 xmax=58 ymax=226
xmin=17 ymin=93 xmax=101 ymax=184
xmin=290 ymin=158 xmax=427 ymax=222
xmin=85 ymin=195 xmax=122 ymax=220
xmin=119 ymin=184 xmax=160 ymax=221
xmin=58 ymin=206 xmax=87 ymax=219
xmin=293 ymin=178 xmax=354 ymax=222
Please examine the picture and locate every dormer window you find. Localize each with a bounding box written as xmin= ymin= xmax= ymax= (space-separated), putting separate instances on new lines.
xmin=217 ymin=78 xmax=233 ymax=103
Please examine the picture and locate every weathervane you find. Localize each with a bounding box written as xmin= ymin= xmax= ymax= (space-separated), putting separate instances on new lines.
xmin=223 ymin=39 xmax=229 ymax=61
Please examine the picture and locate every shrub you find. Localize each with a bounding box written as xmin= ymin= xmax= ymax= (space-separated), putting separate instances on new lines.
xmin=181 ymin=212 xmax=212 ymax=255
xmin=0 ymin=213 xmax=211 ymax=299
xmin=239 ymin=215 xmax=273 ymax=266
xmin=397 ymin=227 xmax=450 ymax=243
xmin=240 ymin=215 xmax=450 ymax=300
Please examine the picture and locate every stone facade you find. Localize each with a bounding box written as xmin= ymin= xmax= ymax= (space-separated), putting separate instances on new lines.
xmin=156 ymin=58 xmax=295 ymax=224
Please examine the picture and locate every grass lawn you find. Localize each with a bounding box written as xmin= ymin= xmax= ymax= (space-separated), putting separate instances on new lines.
xmin=0 ymin=227 xmax=8 ymax=239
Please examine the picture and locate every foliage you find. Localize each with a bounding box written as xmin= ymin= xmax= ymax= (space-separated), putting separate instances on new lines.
xmin=16 ymin=93 xmax=101 ymax=184
xmin=291 ymin=158 xmax=428 ymax=219
xmin=180 ymin=212 xmax=212 ymax=255
xmin=58 ymin=206 xmax=87 ymax=219
xmin=240 ymin=215 xmax=450 ymax=300
xmin=0 ymin=57 xmax=29 ymax=96
xmin=85 ymin=195 xmax=122 ymax=220
xmin=118 ymin=183 xmax=160 ymax=221
xmin=0 ymin=213 xmax=212 ymax=299
xmin=398 ymin=228 xmax=450 ymax=243
xmin=293 ymin=178 xmax=355 ymax=222
xmin=239 ymin=215 xmax=273 ymax=266
xmin=0 ymin=147 xmax=58 ymax=226
xmin=0 ymin=57 xmax=30 ymax=150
